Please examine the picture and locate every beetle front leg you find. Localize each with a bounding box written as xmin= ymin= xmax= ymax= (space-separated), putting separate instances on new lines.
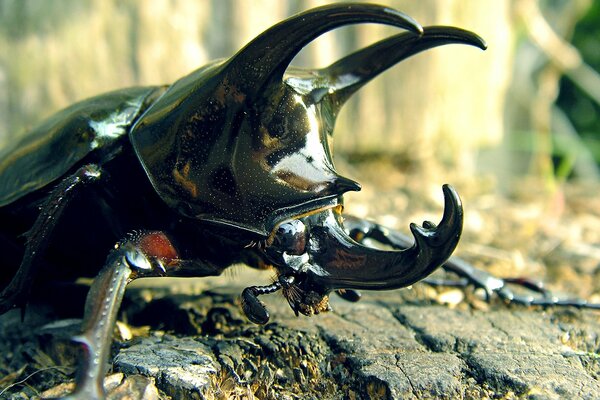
xmin=343 ymin=215 xmax=600 ymax=310
xmin=64 ymin=235 xmax=171 ymax=399
xmin=64 ymin=244 xmax=136 ymax=400
xmin=63 ymin=231 xmax=222 ymax=399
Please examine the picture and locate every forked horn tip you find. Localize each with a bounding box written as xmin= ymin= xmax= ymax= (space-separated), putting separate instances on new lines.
xmin=408 ymin=184 xmax=463 ymax=251
xmin=441 ymin=184 xmax=463 ymax=226
xmin=435 ymin=184 xmax=463 ymax=241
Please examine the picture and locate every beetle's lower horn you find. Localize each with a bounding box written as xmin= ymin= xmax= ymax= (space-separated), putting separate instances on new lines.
xmin=311 ymin=185 xmax=463 ymax=291
xmin=223 ymin=3 xmax=422 ymax=97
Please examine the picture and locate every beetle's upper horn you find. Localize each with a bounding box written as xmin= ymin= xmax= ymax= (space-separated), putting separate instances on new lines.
xmin=321 ymin=26 xmax=487 ymax=108
xmin=222 ymin=3 xmax=422 ymax=96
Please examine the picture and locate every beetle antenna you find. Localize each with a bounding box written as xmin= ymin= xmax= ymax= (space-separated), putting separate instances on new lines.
xmin=241 ymin=281 xmax=282 ymax=324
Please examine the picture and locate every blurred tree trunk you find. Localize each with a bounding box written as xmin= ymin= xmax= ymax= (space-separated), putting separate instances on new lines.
xmin=0 ymin=0 xmax=513 ymax=176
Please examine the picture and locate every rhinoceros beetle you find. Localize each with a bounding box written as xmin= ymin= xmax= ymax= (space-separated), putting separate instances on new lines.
xmin=0 ymin=3 xmax=597 ymax=399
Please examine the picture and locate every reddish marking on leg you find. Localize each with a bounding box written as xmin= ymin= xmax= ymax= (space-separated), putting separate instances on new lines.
xmin=137 ymin=232 xmax=179 ymax=263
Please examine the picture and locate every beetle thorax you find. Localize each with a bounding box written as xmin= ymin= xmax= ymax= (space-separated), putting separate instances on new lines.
xmin=132 ymin=76 xmax=358 ymax=236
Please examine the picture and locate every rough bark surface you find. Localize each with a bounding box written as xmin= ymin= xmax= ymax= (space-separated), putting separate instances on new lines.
xmin=1 ymin=167 xmax=599 ymax=400
xmin=1 ymin=276 xmax=599 ymax=400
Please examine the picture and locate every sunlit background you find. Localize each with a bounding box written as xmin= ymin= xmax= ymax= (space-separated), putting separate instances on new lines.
xmin=1 ymin=1 xmax=598 ymax=183
xmin=0 ymin=0 xmax=598 ymax=298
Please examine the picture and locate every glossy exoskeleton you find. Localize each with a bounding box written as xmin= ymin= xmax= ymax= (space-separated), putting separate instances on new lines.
xmin=0 ymin=4 xmax=596 ymax=399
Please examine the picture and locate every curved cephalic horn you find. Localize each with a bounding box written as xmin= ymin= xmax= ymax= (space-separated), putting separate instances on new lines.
xmin=223 ymin=3 xmax=422 ymax=97
xmin=318 ymin=26 xmax=487 ymax=108
xmin=309 ymin=184 xmax=463 ymax=291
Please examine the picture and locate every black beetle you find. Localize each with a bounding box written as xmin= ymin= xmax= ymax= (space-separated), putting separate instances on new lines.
xmin=1 ymin=4 xmax=596 ymax=399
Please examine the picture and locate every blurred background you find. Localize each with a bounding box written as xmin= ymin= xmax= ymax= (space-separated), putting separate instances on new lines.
xmin=1 ymin=0 xmax=599 ymax=188
xmin=0 ymin=0 xmax=598 ymax=300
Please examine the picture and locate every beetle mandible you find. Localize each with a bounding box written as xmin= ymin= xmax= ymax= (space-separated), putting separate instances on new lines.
xmin=3 ymin=4 xmax=594 ymax=400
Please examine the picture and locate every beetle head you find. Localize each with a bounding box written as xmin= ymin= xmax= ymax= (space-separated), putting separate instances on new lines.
xmin=244 ymin=184 xmax=463 ymax=321
xmin=130 ymin=4 xmax=485 ymax=237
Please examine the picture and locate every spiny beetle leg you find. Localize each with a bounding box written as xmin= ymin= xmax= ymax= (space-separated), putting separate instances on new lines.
xmin=343 ymin=215 xmax=600 ymax=310
xmin=503 ymin=277 xmax=549 ymax=296
xmin=427 ymin=256 xmax=600 ymax=309
xmin=64 ymin=232 xmax=178 ymax=399
xmin=429 ymin=256 xmax=504 ymax=301
xmin=63 ymin=230 xmax=228 ymax=399
xmin=64 ymin=246 xmax=135 ymax=400
xmin=0 ymin=164 xmax=102 ymax=316
xmin=495 ymin=282 xmax=600 ymax=309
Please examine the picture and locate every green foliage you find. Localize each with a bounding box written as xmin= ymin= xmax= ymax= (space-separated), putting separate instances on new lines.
xmin=557 ymin=1 xmax=600 ymax=164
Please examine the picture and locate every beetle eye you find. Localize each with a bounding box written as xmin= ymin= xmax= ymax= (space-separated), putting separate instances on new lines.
xmin=273 ymin=220 xmax=307 ymax=255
